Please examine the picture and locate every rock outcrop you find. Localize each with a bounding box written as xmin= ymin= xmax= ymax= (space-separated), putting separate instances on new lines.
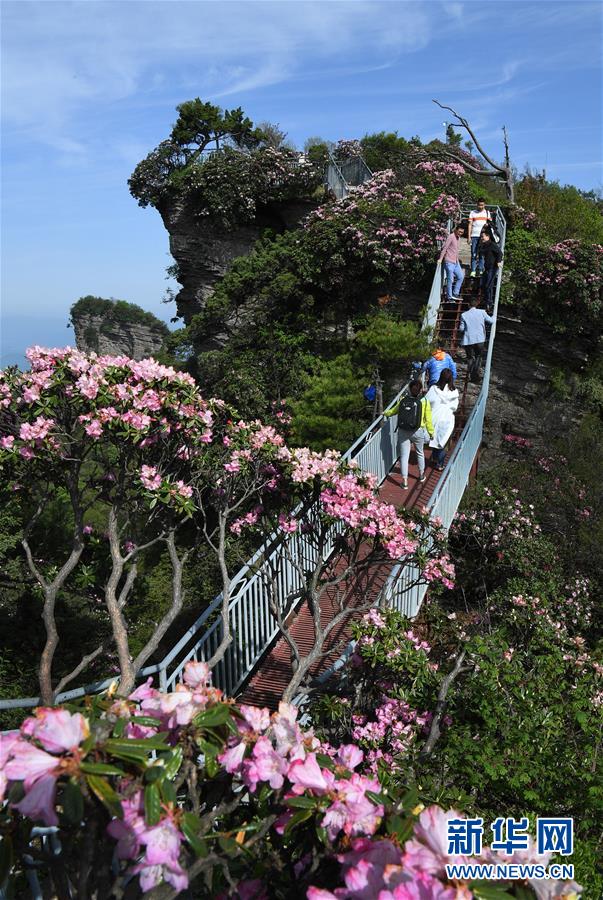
xmin=159 ymin=199 xmax=316 ymax=324
xmin=70 ymin=298 xmax=169 ymax=360
xmin=481 ymin=310 xmax=589 ymax=467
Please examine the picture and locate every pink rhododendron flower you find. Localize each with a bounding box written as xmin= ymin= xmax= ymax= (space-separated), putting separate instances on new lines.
xmin=0 ymin=731 xmax=20 ymax=801
xmin=183 ymin=660 xmax=211 ymax=689
xmin=336 ymin=744 xmax=364 ymax=771
xmin=140 ymin=464 xmax=162 ymax=490
xmin=20 ymin=708 xmax=89 ymax=753
xmin=288 ymin=753 xmax=331 ymax=794
xmin=219 ymin=741 xmax=247 ymax=774
xmin=13 ymin=773 xmax=59 ymax=826
xmin=404 ymin=806 xmax=466 ymax=876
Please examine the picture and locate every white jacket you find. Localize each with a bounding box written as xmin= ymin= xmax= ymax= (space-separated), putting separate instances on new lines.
xmin=426 ymin=385 xmax=459 ymax=449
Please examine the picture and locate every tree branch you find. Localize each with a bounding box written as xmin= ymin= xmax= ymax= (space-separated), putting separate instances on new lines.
xmin=419 ymin=649 xmax=467 ymax=760
xmin=131 ymin=532 xmax=189 ymax=674
xmin=433 ymin=100 xmax=503 ymax=171
xmin=53 ymin=643 xmax=108 ymax=697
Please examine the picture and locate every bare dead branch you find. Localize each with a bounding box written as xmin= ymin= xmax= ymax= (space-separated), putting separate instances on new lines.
xmin=433 ymin=100 xmax=502 ymax=171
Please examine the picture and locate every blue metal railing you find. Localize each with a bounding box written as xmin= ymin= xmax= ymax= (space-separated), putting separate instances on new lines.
xmin=0 ymin=204 xmax=505 ymax=713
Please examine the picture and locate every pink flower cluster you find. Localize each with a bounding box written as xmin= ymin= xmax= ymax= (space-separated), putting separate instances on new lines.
xmin=454 ymin=488 xmax=541 ymax=548
xmin=1 ymin=664 xmax=581 ymax=900
xmin=0 ymin=347 xmax=213 ymax=500
xmin=309 ymin=805 xmax=581 ymax=900
xmin=503 ymin=433 xmax=534 ymax=449
xmin=321 ymin=473 xmax=420 ymax=560
xmin=352 ymin=697 xmax=432 ymax=773
xmin=219 ymin=703 xmax=384 ymax=843
xmin=1 ymin=708 xmax=89 ymax=825
xmin=107 ymin=793 xmax=187 ymax=893
xmin=414 ymin=160 xmax=466 ymax=184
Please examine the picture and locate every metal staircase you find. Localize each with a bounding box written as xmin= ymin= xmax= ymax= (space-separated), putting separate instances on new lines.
xmin=326 ymin=152 xmax=373 ymax=199
xmin=0 ymin=206 xmax=506 ymax=715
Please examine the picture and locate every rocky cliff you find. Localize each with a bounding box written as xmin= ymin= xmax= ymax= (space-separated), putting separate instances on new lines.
xmin=159 ymin=198 xmax=316 ymax=324
xmin=70 ymin=297 xmax=169 ymax=360
xmin=481 ymin=311 xmax=589 ymax=467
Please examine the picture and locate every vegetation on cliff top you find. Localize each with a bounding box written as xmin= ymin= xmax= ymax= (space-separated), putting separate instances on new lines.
xmin=70 ymin=296 xmax=170 ymax=334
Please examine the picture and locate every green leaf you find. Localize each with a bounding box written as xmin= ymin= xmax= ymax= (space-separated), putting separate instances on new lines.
xmin=197 ymin=738 xmax=220 ymax=761
xmin=181 ymin=813 xmax=208 ymax=857
xmin=129 ymin=716 xmax=162 ymax=727
xmin=144 ymin=783 xmax=162 ymax=826
xmin=160 ymin=780 xmax=177 ymax=805
xmin=366 ymin=790 xmax=386 ymax=806
xmin=193 ymin=704 xmax=233 ymax=728
xmin=80 ymin=762 xmax=126 ymax=777
xmin=217 ymin=835 xmax=239 ymax=856
xmin=144 ymin=766 xmax=164 ymax=784
xmin=60 ymin=781 xmax=84 ymax=825
xmin=315 ymin=825 xmax=328 ymax=845
xmin=86 ymin=775 xmax=123 ymax=820
xmin=0 ymin=836 xmax=14 ymax=886
xmin=161 ymin=746 xmax=183 ymax=781
xmin=284 ymin=808 xmax=313 ymax=833
xmin=205 ymin=755 xmax=219 ymax=778
xmin=112 ymin=718 xmax=126 ymax=738
xmin=285 ymin=796 xmax=317 ymax=809
xmin=470 ymin=882 xmax=513 ymax=899
xmin=105 ymin=735 xmax=169 ymax=751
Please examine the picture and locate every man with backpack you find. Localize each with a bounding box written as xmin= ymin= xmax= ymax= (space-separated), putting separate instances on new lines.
xmin=383 ymin=381 xmax=434 ymax=490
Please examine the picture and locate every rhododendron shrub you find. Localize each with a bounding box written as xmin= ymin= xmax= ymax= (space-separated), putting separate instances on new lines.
xmin=180 ymin=168 xmax=462 ymax=408
xmin=303 ymin=170 xmax=461 ymax=289
xmin=307 ymin=469 xmax=601 ymax=894
xmin=0 ymin=346 xmax=452 ymax=707
xmin=506 ymin=234 xmax=602 ymax=339
xmin=309 ymin=608 xmax=446 ymax=781
xmin=0 ymin=666 xmax=577 ymax=899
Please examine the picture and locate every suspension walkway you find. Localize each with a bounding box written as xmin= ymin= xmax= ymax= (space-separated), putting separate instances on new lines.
xmin=0 ymin=204 xmax=505 ymax=718
xmin=240 ymin=223 xmax=496 ymax=708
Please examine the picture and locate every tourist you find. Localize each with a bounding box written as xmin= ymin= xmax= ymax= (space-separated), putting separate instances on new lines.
xmin=426 ymin=369 xmax=459 ymax=471
xmin=467 ymin=198 xmax=492 ymax=277
xmin=422 ymin=347 xmax=457 ymax=387
xmin=478 ymin=230 xmax=503 ymax=310
xmin=437 ymin=224 xmax=465 ymax=301
xmin=383 ymin=380 xmax=434 ymax=490
xmin=459 ymin=297 xmax=495 ymax=383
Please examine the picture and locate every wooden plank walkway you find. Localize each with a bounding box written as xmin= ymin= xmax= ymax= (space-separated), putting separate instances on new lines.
xmin=240 ymin=246 xmax=488 ymax=709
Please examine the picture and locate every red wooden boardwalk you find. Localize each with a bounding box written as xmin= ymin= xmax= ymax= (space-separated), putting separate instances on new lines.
xmin=240 ymin=266 xmax=486 ymax=709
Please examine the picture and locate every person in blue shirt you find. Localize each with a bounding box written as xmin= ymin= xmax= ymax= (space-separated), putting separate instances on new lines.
xmin=422 ymin=348 xmax=457 ymax=387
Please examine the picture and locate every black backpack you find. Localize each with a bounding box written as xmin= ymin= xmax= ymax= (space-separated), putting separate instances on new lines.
xmin=396 ymin=396 xmax=423 ymax=431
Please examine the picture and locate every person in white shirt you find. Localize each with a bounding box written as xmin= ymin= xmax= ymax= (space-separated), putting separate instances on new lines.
xmin=459 ymin=297 xmax=495 ymax=383
xmin=467 ymin=198 xmax=492 ymax=277
xmin=426 ymin=368 xmax=459 ymax=471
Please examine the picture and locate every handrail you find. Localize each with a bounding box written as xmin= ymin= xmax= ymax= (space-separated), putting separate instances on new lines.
xmin=381 ymin=204 xmax=506 ymax=619
xmin=1 ymin=202 xmax=506 ymax=714
xmin=325 ymin=151 xmax=373 ymax=200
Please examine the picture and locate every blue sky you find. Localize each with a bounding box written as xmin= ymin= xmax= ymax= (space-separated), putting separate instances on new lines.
xmin=1 ymin=0 xmax=601 ymax=365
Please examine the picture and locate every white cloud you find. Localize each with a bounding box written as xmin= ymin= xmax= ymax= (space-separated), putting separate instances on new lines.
xmin=1 ymin=0 xmax=435 ymax=160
